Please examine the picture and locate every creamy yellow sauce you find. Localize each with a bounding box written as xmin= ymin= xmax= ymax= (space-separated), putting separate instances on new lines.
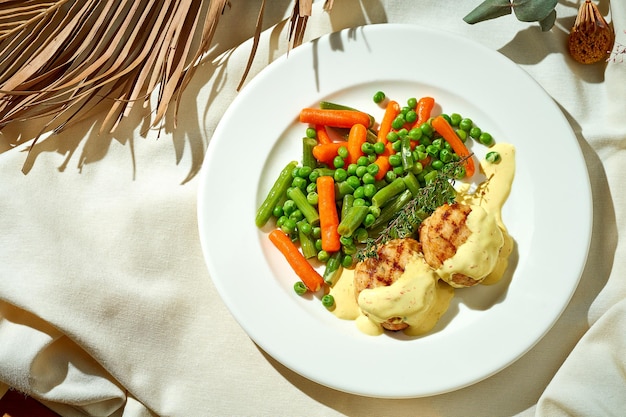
xmin=329 ymin=143 xmax=516 ymax=335
xmin=456 ymin=142 xmax=516 ymax=285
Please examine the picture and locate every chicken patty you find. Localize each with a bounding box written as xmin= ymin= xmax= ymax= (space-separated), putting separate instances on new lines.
xmin=354 ymin=238 xmax=421 ymax=331
xmin=419 ymin=202 xmax=480 ymax=287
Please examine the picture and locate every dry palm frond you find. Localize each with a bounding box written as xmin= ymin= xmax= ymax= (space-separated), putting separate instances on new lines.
xmin=0 ymin=0 xmax=333 ymax=144
xmin=0 ymin=0 xmax=234 ymax=137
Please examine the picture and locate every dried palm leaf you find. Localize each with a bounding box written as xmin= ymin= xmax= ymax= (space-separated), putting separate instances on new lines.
xmin=0 ymin=0 xmax=334 ymax=146
xmin=0 ymin=0 xmax=231 ymax=141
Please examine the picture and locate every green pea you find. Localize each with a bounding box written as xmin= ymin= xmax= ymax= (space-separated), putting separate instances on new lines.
xmin=479 ymin=132 xmax=494 ymax=146
xmin=373 ymin=141 xmax=386 ymax=154
xmin=439 ymin=148 xmax=453 ymax=163
xmin=357 ymin=156 xmax=369 ymax=166
xmin=347 ymin=163 xmax=358 ymax=176
xmin=362 ymin=172 xmax=375 ymax=185
xmin=292 ymin=176 xmax=307 ymax=190
xmin=340 ymin=235 xmax=353 ymax=246
xmin=486 ymin=151 xmax=501 ymax=163
xmin=281 ymin=218 xmax=297 ymax=234
xmin=294 ymin=281 xmax=308 ymax=295
xmin=283 ymin=199 xmax=296 ymax=215
xmin=334 ymin=168 xmax=347 ymax=182
xmin=341 ymin=255 xmax=353 ymax=268
xmin=353 ymin=186 xmax=365 ymax=199
xmin=450 ymin=113 xmax=462 ymax=126
xmin=405 ymin=110 xmax=417 ymax=124
xmin=391 ymin=115 xmax=405 ymax=130
xmin=298 ymin=165 xmax=312 ymax=178
xmin=426 ymin=144 xmax=439 ymax=157
xmin=308 ymin=169 xmax=320 ymax=183
xmin=363 ymin=213 xmax=376 ymax=227
xmin=353 ymin=197 xmax=366 ymax=207
xmin=333 ymin=155 xmax=345 ymax=169
xmin=272 ymin=205 xmax=284 ymax=218
xmin=459 ymin=118 xmax=473 ymax=132
xmin=289 ymin=209 xmax=303 ymax=222
xmin=361 ymin=142 xmax=375 ymax=155
xmin=307 ymin=192 xmax=318 ymax=206
xmin=397 ymin=128 xmax=408 ymax=138
xmin=393 ymin=166 xmax=405 ymax=176
xmin=346 ymin=175 xmax=361 ymax=189
xmin=440 ymin=114 xmax=452 ymax=124
xmin=338 ymin=146 xmax=349 ymax=159
xmin=356 ymin=165 xmax=368 ymax=178
xmin=373 ymin=91 xmax=386 ymax=103
xmin=385 ymin=170 xmax=397 ymax=182
xmin=387 ymin=131 xmax=399 ymax=143
xmin=469 ymin=126 xmax=482 ymax=139
xmin=312 ymin=227 xmax=321 ymax=239
xmin=407 ymin=97 xmax=417 ymax=108
xmin=420 ymin=122 xmax=434 ymax=137
xmin=276 ymin=215 xmax=287 ymax=227
xmin=367 ymin=154 xmax=377 ymax=164
xmin=367 ymin=163 xmax=380 ymax=176
xmin=392 ymin=140 xmax=402 ymax=152
xmin=315 ymin=238 xmax=323 ymax=251
xmin=363 ymin=183 xmax=377 ymax=198
xmin=306 ymin=182 xmax=317 ymax=193
xmin=412 ymin=161 xmax=423 ymax=174
xmin=298 ymin=221 xmax=312 ymax=235
xmin=306 ymin=127 xmax=317 ymax=138
xmin=368 ymin=205 xmax=381 ymax=218
xmin=389 ymin=154 xmax=402 ymax=167
xmin=456 ymin=129 xmax=468 ymax=143
xmin=431 ymin=159 xmax=444 ymax=170
xmin=408 ymin=127 xmax=422 ymax=141
xmin=317 ymin=250 xmax=330 ymax=263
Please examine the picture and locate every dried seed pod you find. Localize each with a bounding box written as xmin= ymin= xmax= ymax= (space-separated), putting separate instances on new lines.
xmin=568 ymin=0 xmax=614 ymax=64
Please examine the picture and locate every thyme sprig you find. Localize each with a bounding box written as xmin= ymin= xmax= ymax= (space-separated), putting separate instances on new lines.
xmin=356 ymin=162 xmax=462 ymax=261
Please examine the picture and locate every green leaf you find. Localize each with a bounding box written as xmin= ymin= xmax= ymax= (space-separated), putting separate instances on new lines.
xmin=463 ymin=0 xmax=512 ymax=25
xmin=513 ymin=0 xmax=557 ymax=22
xmin=538 ymin=9 xmax=557 ymax=31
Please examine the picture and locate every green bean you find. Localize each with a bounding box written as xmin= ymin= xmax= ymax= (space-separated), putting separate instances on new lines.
xmin=335 ymin=181 xmax=355 ymax=200
xmin=403 ymin=172 xmax=421 ymax=197
xmin=323 ymin=251 xmax=343 ymax=286
xmin=297 ymin=220 xmax=318 ymax=259
xmin=369 ymin=189 xmax=413 ymax=231
xmin=371 ymin=177 xmax=406 ymax=208
xmin=401 ymin=135 xmax=414 ymax=170
xmin=337 ymin=205 xmax=370 ymax=237
xmin=302 ymin=137 xmax=318 ymax=170
xmin=341 ymin=194 xmax=355 ymax=220
xmin=287 ymin=187 xmax=320 ymax=226
xmin=255 ymin=160 xmax=298 ymax=227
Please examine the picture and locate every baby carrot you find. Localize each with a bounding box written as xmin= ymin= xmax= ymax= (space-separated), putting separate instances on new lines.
xmin=269 ymin=229 xmax=324 ymax=292
xmin=431 ymin=115 xmax=475 ymax=178
xmin=413 ymin=96 xmax=435 ymax=128
xmin=312 ymin=142 xmax=344 ymax=165
xmin=316 ymin=175 xmax=341 ymax=252
xmin=377 ymin=100 xmax=400 ymax=144
xmin=316 ymin=124 xmax=332 ymax=145
xmin=299 ymin=108 xmax=372 ymax=129
xmin=346 ymin=123 xmax=367 ymax=165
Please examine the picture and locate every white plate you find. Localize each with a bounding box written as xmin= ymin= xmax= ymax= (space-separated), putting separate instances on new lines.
xmin=197 ymin=24 xmax=592 ymax=398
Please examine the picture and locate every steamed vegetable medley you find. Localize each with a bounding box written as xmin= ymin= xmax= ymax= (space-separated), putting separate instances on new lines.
xmin=255 ymin=92 xmax=497 ymax=308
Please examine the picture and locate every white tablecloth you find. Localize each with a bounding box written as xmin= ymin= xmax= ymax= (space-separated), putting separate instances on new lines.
xmin=1 ymin=1 xmax=625 ymax=416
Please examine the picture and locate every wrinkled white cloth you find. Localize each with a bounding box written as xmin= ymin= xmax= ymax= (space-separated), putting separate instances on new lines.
xmin=1 ymin=1 xmax=625 ymax=416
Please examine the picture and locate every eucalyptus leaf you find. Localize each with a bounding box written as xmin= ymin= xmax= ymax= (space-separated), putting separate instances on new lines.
xmin=463 ymin=0 xmax=512 ymax=24
xmin=513 ymin=0 xmax=557 ymax=22
xmin=538 ymin=9 xmax=557 ymax=31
